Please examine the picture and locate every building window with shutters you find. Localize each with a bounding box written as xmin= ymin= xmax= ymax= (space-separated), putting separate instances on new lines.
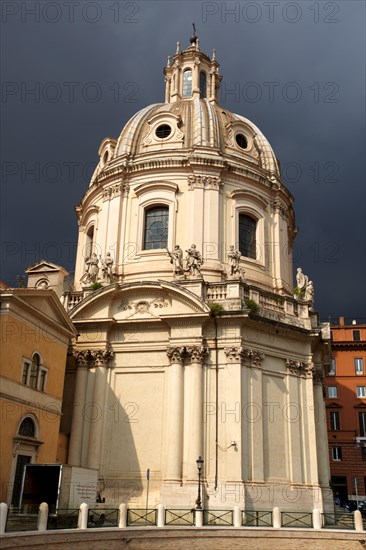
xmin=332 ymin=447 xmax=342 ymax=461
xmin=22 ymin=353 xmax=47 ymax=392
xmin=327 ymin=386 xmax=338 ymax=398
xmin=330 ymin=411 xmax=340 ymax=431
xmin=355 ymin=358 xmax=364 ymax=375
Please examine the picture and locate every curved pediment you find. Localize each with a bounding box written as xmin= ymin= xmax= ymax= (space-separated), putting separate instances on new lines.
xmin=69 ymin=280 xmax=210 ymax=322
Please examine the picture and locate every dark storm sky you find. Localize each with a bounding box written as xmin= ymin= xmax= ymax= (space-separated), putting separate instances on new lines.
xmin=1 ymin=0 xmax=365 ymax=321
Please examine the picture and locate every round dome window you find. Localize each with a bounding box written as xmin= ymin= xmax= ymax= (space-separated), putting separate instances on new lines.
xmin=155 ymin=124 xmax=172 ymax=139
xmin=235 ymin=133 xmax=248 ymax=149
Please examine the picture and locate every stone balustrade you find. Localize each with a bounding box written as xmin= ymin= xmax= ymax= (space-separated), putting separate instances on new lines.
xmin=62 ymin=281 xmax=317 ymax=331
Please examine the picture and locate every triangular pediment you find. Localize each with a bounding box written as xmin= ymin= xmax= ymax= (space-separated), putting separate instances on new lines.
xmin=2 ymin=288 xmax=76 ymax=338
xmin=26 ymin=260 xmax=68 ymax=275
xmin=326 ymin=402 xmax=343 ymax=409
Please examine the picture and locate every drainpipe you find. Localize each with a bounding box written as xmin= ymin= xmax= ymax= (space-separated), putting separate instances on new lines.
xmin=213 ymin=313 xmax=219 ymax=491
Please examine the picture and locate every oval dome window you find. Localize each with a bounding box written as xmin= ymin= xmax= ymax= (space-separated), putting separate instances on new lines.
xmin=235 ymin=133 xmax=248 ymax=149
xmin=155 ymin=124 xmax=172 ymax=139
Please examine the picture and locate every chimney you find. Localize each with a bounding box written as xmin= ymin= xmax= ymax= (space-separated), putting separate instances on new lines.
xmin=339 ymin=316 xmax=345 ymax=326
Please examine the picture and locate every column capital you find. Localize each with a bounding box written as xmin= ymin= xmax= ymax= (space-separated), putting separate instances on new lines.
xmin=286 ymin=358 xmax=313 ymax=378
xmin=91 ymin=349 xmax=114 ymax=368
xmin=167 ymin=346 xmax=186 ymax=363
xmin=224 ymin=347 xmax=265 ymax=367
xmin=186 ymin=345 xmax=209 ymax=364
xmin=73 ymin=350 xmax=92 ymax=368
xmin=224 ymin=346 xmax=244 ymax=362
xmin=243 ymin=348 xmax=265 ymax=368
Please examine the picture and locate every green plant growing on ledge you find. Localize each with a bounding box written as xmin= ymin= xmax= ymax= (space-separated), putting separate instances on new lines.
xmin=244 ymin=298 xmax=260 ymax=315
xmin=90 ymin=282 xmax=103 ymax=291
xmin=208 ymin=302 xmax=225 ymax=316
xmin=293 ymin=286 xmax=305 ymax=299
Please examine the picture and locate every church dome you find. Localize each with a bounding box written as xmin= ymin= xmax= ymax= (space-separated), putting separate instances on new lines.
xmin=75 ymin=39 xmax=295 ymax=295
xmin=108 ymin=100 xmax=280 ymax=176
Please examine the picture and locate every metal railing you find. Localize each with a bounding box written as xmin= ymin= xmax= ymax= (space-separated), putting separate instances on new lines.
xmin=322 ymin=512 xmax=354 ymax=530
xmin=165 ymin=509 xmax=195 ymax=526
xmin=88 ymin=508 xmax=119 ymax=528
xmin=47 ymin=509 xmax=79 ymax=530
xmin=204 ymin=509 xmax=233 ymax=526
xmin=127 ymin=508 xmax=157 ymax=526
xmin=242 ymin=510 xmax=272 ymax=527
xmin=5 ymin=510 xmax=38 ymax=533
xmin=281 ymin=511 xmax=313 ymax=528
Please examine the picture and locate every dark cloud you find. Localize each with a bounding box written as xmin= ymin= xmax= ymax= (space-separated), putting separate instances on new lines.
xmin=1 ymin=0 xmax=365 ymax=320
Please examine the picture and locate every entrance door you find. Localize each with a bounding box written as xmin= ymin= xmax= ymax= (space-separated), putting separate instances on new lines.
xmin=331 ymin=475 xmax=348 ymax=503
xmin=11 ymin=455 xmax=31 ymax=508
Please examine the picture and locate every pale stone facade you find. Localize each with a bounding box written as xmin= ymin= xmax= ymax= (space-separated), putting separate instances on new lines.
xmin=62 ymin=37 xmax=332 ymax=512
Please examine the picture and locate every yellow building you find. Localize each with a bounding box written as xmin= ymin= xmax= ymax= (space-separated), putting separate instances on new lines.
xmin=0 ymin=277 xmax=75 ymax=507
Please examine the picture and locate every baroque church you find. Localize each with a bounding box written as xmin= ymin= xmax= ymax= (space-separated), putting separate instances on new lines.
xmin=49 ymin=34 xmax=331 ymax=512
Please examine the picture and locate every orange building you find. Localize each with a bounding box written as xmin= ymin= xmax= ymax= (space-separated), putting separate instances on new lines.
xmin=325 ymin=317 xmax=366 ymax=504
xmin=0 ymin=284 xmax=75 ymax=507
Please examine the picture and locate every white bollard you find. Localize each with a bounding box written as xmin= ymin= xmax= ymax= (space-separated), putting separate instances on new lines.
xmin=233 ymin=505 xmax=241 ymax=527
xmin=78 ymin=502 xmax=88 ymax=529
xmin=37 ymin=502 xmax=49 ymax=531
xmin=118 ymin=503 xmax=127 ymax=528
xmin=0 ymin=503 xmax=8 ymax=534
xmin=312 ymin=508 xmax=321 ymax=530
xmin=272 ymin=507 xmax=281 ymax=528
xmin=157 ymin=504 xmax=165 ymax=527
xmin=354 ymin=510 xmax=364 ymax=532
xmin=195 ymin=509 xmax=203 ymax=527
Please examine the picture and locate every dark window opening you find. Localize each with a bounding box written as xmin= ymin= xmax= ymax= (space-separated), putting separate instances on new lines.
xmin=239 ymin=214 xmax=256 ymax=259
xmin=236 ymin=133 xmax=248 ymax=149
xmin=155 ymin=124 xmax=172 ymax=139
xmin=330 ymin=411 xmax=340 ymax=431
xmin=200 ymin=72 xmax=207 ymax=99
xmin=18 ymin=418 xmax=36 ymax=438
xmin=359 ymin=412 xmax=366 ymax=437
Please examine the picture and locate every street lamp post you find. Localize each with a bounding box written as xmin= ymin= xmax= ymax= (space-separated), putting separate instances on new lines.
xmin=196 ymin=456 xmax=204 ymax=510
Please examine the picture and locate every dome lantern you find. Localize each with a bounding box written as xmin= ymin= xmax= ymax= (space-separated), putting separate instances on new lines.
xmin=164 ymin=34 xmax=222 ymax=104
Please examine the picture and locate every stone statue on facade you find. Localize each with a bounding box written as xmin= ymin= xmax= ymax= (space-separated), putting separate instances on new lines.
xmin=295 ymin=267 xmax=314 ymax=305
xmin=167 ymin=245 xmax=184 ymax=276
xmin=185 ymin=244 xmax=203 ymax=278
xmin=304 ymin=280 xmax=314 ymax=305
xmin=296 ymin=267 xmax=308 ymax=292
xmin=101 ymin=252 xmax=114 ymax=283
xmin=227 ymin=245 xmax=242 ymax=278
xmin=81 ymin=252 xmax=99 ymax=285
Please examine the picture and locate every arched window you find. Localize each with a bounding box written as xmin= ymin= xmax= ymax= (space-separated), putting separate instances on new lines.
xmin=200 ymin=72 xmax=207 ymax=99
xmin=29 ymin=354 xmax=40 ymax=389
xmin=182 ymin=69 xmax=192 ymax=97
xmin=239 ymin=214 xmax=257 ymax=259
xmin=143 ymin=206 xmax=169 ymax=250
xmin=86 ymin=226 xmax=94 ymax=259
xmin=18 ymin=417 xmax=36 ymax=438
xmin=22 ymin=353 xmax=47 ymax=391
